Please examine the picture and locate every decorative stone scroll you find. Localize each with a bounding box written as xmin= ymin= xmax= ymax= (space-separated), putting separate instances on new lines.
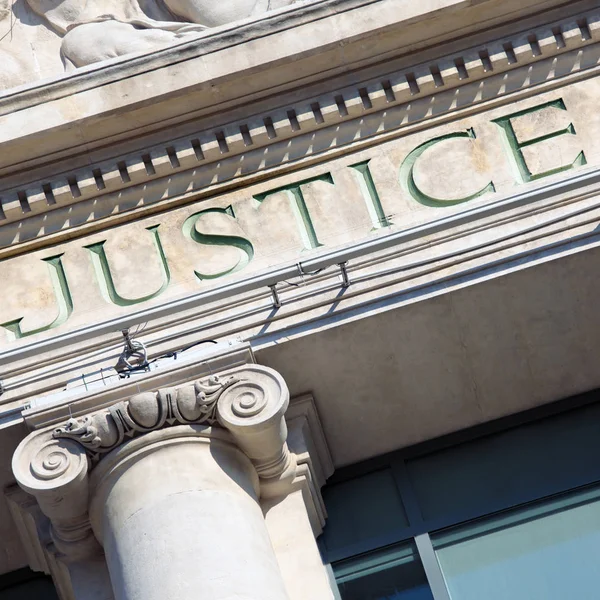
xmin=10 ymin=431 xmax=97 ymax=560
xmin=12 ymin=365 xmax=296 ymax=558
xmin=216 ymin=366 xmax=296 ymax=495
xmin=53 ymin=374 xmax=240 ymax=460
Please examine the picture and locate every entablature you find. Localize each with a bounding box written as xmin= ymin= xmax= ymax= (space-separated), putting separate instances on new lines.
xmin=0 ymin=0 xmax=595 ymax=251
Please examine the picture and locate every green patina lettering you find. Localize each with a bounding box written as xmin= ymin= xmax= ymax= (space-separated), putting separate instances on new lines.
xmin=253 ymin=173 xmax=334 ymax=250
xmin=493 ymin=99 xmax=587 ymax=183
xmin=182 ymin=205 xmax=254 ymax=281
xmin=85 ymin=225 xmax=170 ymax=307
xmin=1 ymin=254 xmax=73 ymax=340
xmin=349 ymin=160 xmax=392 ymax=230
xmin=400 ymin=129 xmax=495 ymax=207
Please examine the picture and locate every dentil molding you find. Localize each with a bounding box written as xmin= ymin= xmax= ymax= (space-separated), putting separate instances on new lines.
xmin=0 ymin=6 xmax=598 ymax=254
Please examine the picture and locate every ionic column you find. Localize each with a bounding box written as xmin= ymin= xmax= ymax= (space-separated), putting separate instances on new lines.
xmin=12 ymin=364 xmax=325 ymax=600
xmin=10 ymin=425 xmax=112 ymax=600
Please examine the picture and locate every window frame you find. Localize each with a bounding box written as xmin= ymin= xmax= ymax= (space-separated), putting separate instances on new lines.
xmin=322 ymin=388 xmax=600 ymax=600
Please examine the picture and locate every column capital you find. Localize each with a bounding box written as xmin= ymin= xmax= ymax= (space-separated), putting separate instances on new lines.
xmin=13 ymin=365 xmax=296 ymax=513
xmin=50 ymin=372 xmax=242 ymax=460
xmin=49 ymin=364 xmax=294 ymax=489
xmin=11 ymin=425 xmax=98 ymax=561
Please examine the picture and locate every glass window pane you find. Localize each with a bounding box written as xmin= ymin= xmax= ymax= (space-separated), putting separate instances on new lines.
xmin=406 ymin=402 xmax=600 ymax=524
xmin=432 ymin=486 xmax=600 ymax=600
xmin=334 ymin=542 xmax=434 ymax=600
xmin=321 ymin=469 xmax=410 ymax=559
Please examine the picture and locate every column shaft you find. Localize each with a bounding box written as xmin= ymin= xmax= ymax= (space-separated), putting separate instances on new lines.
xmin=90 ymin=426 xmax=289 ymax=600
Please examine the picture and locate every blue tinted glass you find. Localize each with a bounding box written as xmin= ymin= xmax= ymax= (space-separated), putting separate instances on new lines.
xmin=322 ymin=469 xmax=409 ymax=560
xmin=334 ymin=542 xmax=434 ymax=600
xmin=433 ymin=486 xmax=600 ymax=600
xmin=406 ymin=403 xmax=600 ymax=524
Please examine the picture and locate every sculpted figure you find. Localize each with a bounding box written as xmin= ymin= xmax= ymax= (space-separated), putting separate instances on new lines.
xmin=0 ymin=0 xmax=64 ymax=89
xmin=22 ymin=0 xmax=295 ymax=70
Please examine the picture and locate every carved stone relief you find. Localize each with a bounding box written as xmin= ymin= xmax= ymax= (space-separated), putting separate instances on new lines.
xmin=53 ymin=374 xmax=240 ymax=459
xmin=12 ymin=365 xmax=295 ymax=553
xmin=0 ymin=0 xmax=296 ymax=90
xmin=44 ymin=365 xmax=293 ymax=480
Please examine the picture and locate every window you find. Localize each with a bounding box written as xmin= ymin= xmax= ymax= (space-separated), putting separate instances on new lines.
xmin=320 ymin=394 xmax=600 ymax=600
xmin=322 ymin=469 xmax=409 ymax=561
xmin=433 ymin=486 xmax=600 ymax=600
xmin=334 ymin=542 xmax=434 ymax=600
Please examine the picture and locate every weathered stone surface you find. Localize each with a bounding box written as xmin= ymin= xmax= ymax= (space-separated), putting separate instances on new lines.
xmin=1 ymin=83 xmax=596 ymax=350
xmin=0 ymin=4 xmax=599 ymax=600
xmin=0 ymin=0 xmax=299 ymax=90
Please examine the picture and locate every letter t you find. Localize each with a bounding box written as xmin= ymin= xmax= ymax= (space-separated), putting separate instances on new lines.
xmin=253 ymin=173 xmax=334 ymax=251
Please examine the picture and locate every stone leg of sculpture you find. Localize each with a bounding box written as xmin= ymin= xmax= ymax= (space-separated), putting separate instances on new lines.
xmin=61 ymin=21 xmax=196 ymax=69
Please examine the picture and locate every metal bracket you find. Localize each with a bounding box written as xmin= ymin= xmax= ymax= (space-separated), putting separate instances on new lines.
xmin=269 ymin=284 xmax=282 ymax=308
xmin=338 ymin=262 xmax=350 ymax=288
xmin=116 ymin=328 xmax=149 ymax=373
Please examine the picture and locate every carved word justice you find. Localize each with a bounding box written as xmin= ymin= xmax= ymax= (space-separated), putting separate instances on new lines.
xmin=2 ymin=99 xmax=586 ymax=341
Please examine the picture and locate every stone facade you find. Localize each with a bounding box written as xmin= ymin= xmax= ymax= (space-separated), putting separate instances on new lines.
xmin=2 ymin=0 xmax=600 ymax=597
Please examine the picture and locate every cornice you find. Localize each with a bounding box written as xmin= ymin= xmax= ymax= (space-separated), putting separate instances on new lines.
xmin=0 ymin=6 xmax=598 ymax=257
xmin=0 ymin=0 xmax=574 ymax=119
xmin=0 ymin=0 xmax=377 ymax=117
xmin=3 ymin=0 xmax=559 ymax=181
